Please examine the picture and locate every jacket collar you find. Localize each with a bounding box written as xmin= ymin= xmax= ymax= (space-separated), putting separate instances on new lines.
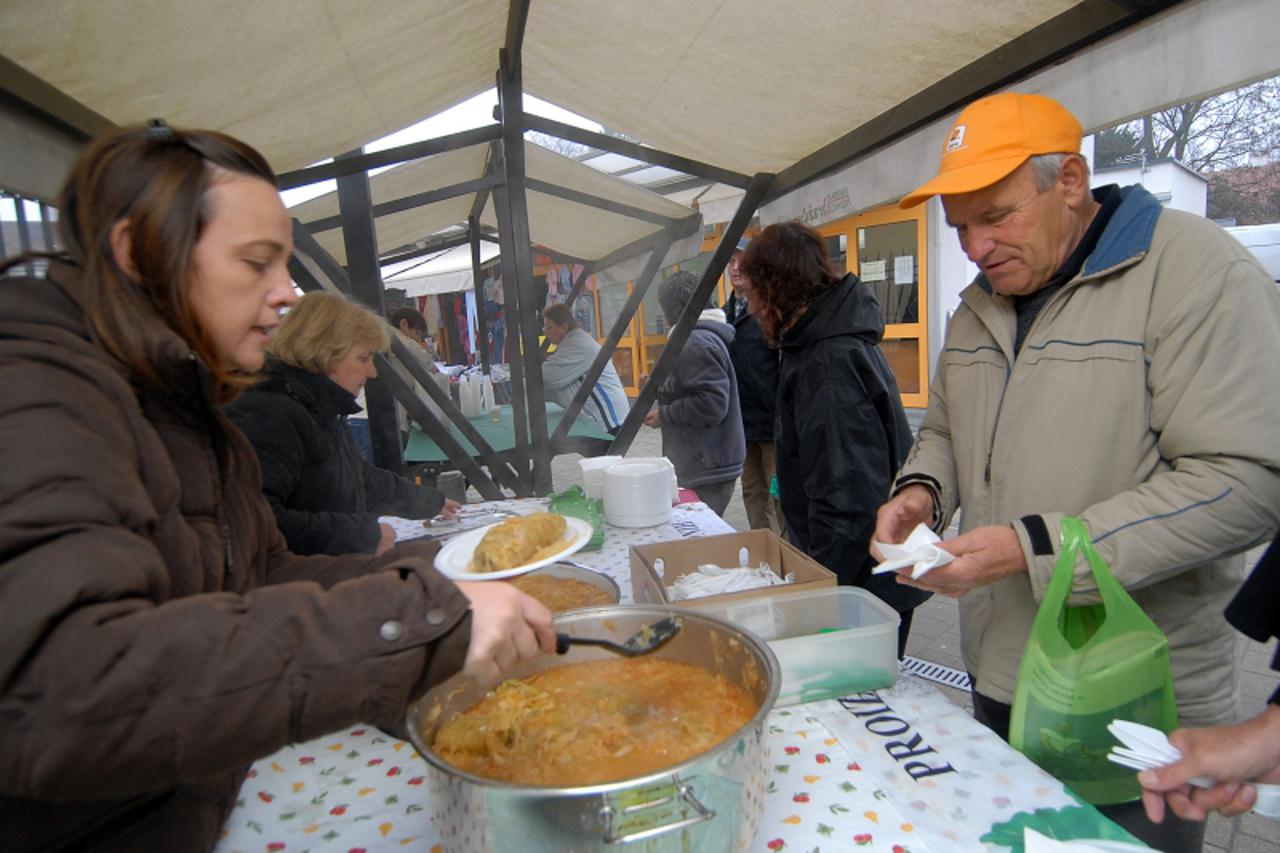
xmin=1079 ymin=184 xmax=1163 ymax=279
xmin=258 ymin=358 xmax=361 ymax=418
xmin=779 ymin=273 xmax=883 ymax=351
xmin=43 ymin=258 xmax=219 ymax=422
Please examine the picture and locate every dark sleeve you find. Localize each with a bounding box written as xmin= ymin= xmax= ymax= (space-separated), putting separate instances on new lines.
xmin=657 ymin=336 xmax=732 ymax=427
xmin=792 ymin=373 xmax=930 ymax=613
xmin=1225 ymin=537 xmax=1280 ymax=704
xmin=227 ymin=395 xmax=381 ymax=555
xmin=357 ymin=433 xmax=446 ymax=519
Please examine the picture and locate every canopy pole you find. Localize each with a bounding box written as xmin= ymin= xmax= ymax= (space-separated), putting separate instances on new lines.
xmin=495 ymin=46 xmax=552 ymax=495
xmin=335 ymin=150 xmax=403 ymax=475
xmin=469 ymin=215 xmax=492 ymax=375
xmin=490 ymin=154 xmax=533 ymax=486
xmin=610 ymin=173 xmax=773 ymax=456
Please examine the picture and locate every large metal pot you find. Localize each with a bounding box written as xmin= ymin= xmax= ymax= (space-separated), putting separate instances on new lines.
xmin=407 ymin=605 xmax=780 ymax=852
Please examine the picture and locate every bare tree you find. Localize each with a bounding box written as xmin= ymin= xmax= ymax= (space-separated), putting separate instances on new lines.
xmin=1094 ymin=76 xmax=1280 ymax=225
xmin=526 ymin=131 xmax=594 ymax=160
xmin=1099 ymin=77 xmax=1280 ymax=173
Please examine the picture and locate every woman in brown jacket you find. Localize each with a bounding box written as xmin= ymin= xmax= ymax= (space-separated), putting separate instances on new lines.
xmin=0 ymin=122 xmax=554 ymax=851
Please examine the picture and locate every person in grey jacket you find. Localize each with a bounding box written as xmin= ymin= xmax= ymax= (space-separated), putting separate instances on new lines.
xmin=540 ymin=302 xmax=629 ymax=433
xmin=643 ymin=271 xmax=746 ymax=517
xmin=874 ymin=92 xmax=1280 ymax=853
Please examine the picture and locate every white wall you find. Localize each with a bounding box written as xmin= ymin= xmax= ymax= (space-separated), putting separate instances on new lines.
xmin=928 ymin=197 xmax=975 ymax=370
xmin=1091 ymin=160 xmax=1207 ymax=215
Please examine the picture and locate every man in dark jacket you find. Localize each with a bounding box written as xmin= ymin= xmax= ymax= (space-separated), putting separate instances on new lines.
xmin=644 ymin=270 xmax=746 ymax=517
xmin=725 ymin=238 xmax=783 ymax=534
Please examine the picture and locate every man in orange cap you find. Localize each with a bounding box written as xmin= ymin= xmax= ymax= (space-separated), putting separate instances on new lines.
xmin=873 ymin=91 xmax=1280 ymax=851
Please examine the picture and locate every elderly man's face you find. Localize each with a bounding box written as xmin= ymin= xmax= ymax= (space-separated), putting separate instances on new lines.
xmin=942 ymin=159 xmax=1081 ymax=297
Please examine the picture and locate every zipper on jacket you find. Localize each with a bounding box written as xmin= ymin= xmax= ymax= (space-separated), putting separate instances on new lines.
xmin=982 ymin=279 xmax=1081 ymax=484
xmin=984 ymin=364 xmax=1011 ymax=484
xmin=188 ymin=353 xmax=236 ymax=583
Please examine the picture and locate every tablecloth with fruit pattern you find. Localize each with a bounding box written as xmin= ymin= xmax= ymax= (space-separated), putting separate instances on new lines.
xmin=220 ymin=501 xmax=1122 ymax=851
xmin=217 ymin=671 xmax=1123 ymax=853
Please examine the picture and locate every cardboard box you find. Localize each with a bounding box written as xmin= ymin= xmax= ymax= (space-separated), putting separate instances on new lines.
xmin=630 ymin=530 xmax=836 ymax=608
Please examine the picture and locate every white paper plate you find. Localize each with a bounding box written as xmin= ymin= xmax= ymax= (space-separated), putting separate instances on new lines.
xmin=433 ymin=516 xmax=593 ymax=580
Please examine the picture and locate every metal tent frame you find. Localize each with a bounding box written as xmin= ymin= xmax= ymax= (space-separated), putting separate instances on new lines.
xmin=0 ymin=0 xmax=1202 ymax=497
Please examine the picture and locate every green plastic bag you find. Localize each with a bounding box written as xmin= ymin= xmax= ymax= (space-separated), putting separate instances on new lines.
xmin=548 ymin=485 xmax=604 ymax=552
xmin=1009 ymin=517 xmax=1177 ymax=805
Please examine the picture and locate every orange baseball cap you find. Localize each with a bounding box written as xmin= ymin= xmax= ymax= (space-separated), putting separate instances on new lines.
xmin=898 ymin=92 xmax=1082 ymax=208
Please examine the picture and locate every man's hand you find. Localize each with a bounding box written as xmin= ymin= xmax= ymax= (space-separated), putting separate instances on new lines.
xmin=643 ymin=408 xmax=661 ymax=428
xmin=453 ymin=582 xmax=556 ymax=687
xmin=897 ymin=524 xmax=1028 ymax=598
xmin=1139 ymin=704 xmax=1280 ymax=823
xmin=872 ymin=485 xmax=935 ymax=560
xmin=438 ymin=499 xmax=462 ymax=521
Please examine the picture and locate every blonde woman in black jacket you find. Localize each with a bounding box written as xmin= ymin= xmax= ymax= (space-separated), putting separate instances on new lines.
xmin=226 ymin=291 xmax=460 ymax=555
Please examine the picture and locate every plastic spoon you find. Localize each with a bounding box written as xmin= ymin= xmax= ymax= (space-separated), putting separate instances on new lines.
xmin=555 ymin=615 xmax=684 ymax=657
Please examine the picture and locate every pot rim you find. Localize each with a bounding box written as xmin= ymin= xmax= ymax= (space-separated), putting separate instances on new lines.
xmin=409 ymin=604 xmax=780 ymax=794
xmin=521 ymin=562 xmax=621 ymax=607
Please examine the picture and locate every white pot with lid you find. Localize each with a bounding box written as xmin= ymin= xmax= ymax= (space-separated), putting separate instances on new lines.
xmin=602 ymin=458 xmax=677 ymax=527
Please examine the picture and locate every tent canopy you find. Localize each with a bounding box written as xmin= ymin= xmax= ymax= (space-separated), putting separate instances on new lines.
xmin=381 ymin=243 xmax=501 ymax=297
xmin=8 ymin=0 xmax=1276 ymax=495
xmin=2 ymin=0 xmax=1182 ymax=210
xmin=288 ymin=140 xmax=694 ymax=266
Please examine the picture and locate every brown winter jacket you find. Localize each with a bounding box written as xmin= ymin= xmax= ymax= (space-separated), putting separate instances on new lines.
xmin=0 ymin=261 xmax=473 ymax=851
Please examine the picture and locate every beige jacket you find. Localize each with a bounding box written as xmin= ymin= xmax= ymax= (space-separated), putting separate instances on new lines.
xmin=898 ymin=186 xmax=1280 ymax=725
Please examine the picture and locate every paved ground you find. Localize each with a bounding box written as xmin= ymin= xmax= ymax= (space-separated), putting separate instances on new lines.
xmin=487 ymin=421 xmax=1279 ymax=852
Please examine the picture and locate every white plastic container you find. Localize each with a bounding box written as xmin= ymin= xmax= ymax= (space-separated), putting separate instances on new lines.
xmin=602 ymin=459 xmax=675 ymax=527
xmin=578 ymin=455 xmax=622 ymax=499
xmin=458 ymin=373 xmax=495 ymax=418
xmin=693 ymin=587 xmax=900 ymax=706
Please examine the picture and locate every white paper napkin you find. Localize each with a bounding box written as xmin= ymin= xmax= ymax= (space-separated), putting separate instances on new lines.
xmin=1107 ymin=719 xmax=1280 ymax=818
xmin=666 ymin=563 xmax=788 ymax=601
xmin=871 ymin=523 xmax=954 ymax=579
xmin=1023 ymin=828 xmax=1141 ymax=852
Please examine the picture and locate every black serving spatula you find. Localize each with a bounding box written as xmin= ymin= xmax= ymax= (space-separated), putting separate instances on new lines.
xmin=555 ymin=615 xmax=684 ymax=657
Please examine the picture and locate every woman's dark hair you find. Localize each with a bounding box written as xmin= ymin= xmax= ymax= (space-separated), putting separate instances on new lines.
xmin=737 ymin=221 xmax=841 ymax=345
xmin=4 ymin=121 xmax=277 ymax=402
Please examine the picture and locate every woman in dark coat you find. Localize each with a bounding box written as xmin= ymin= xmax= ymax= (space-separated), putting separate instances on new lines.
xmin=0 ymin=122 xmax=552 ymax=852
xmin=739 ymin=221 xmax=929 ymax=656
xmin=226 ymin=291 xmax=460 ymax=556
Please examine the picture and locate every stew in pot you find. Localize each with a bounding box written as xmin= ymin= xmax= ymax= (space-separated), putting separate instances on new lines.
xmin=431 ymin=658 xmax=757 ymax=785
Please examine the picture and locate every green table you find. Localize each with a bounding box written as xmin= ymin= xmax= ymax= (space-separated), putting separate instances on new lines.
xmin=405 ymin=402 xmax=613 ymax=466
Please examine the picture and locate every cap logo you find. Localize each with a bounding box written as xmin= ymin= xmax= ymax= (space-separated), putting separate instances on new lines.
xmin=945 ymin=124 xmax=967 ymax=153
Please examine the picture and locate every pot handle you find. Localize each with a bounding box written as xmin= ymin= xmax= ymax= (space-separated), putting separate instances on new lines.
xmin=599 ymin=777 xmax=715 ymax=845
